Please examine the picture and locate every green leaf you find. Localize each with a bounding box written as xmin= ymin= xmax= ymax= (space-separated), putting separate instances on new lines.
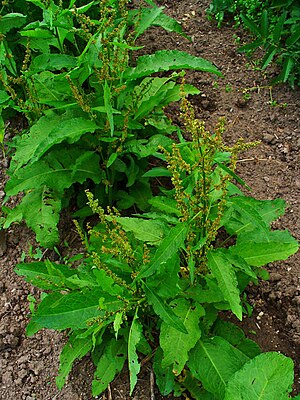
xmin=32 ymin=290 xmax=123 ymax=330
xmin=207 ymin=249 xmax=243 ymax=320
xmin=286 ymin=25 xmax=300 ymax=47
xmin=273 ymin=13 xmax=286 ymax=43
xmin=213 ymin=320 xmax=261 ymax=359
xmin=230 ymin=230 xmax=299 ymax=267
xmin=56 ymin=332 xmax=93 ymax=389
xmin=188 ymin=337 xmax=249 ymax=399
xmin=20 ymin=28 xmax=54 ymax=38
xmin=142 ymin=282 xmax=188 ymax=334
xmin=0 ymin=13 xmax=26 ymax=34
xmin=261 ymin=46 xmax=277 ymax=70
xmin=137 ymin=222 xmax=188 ymax=279
xmin=238 ymin=39 xmax=265 ymax=52
xmin=153 ymin=12 xmax=190 ymax=40
xmin=92 ymin=338 xmax=127 ymax=396
xmin=224 ymin=353 xmax=294 ymax=400
xmin=183 ymin=372 xmax=218 ymax=400
xmin=6 ymin=147 xmax=102 ymax=196
xmin=142 ymin=167 xmax=172 ymax=178
xmin=260 ymin=10 xmax=269 ymax=38
xmin=134 ymin=6 xmax=164 ymax=39
xmin=281 ymin=57 xmax=294 ymax=83
xmin=128 ymin=311 xmax=142 ymax=395
xmin=4 ymin=187 xmax=61 ymax=247
xmin=10 ymin=111 xmax=98 ymax=171
xmin=153 ymin=347 xmax=176 ymax=396
xmin=125 ymin=50 xmax=221 ymax=80
xmin=149 ymin=196 xmax=181 ymax=216
xmin=15 ymin=260 xmax=77 ymax=290
xmin=116 ymin=217 xmax=168 ymax=244
xmin=241 ymin=15 xmax=262 ymax=37
xmin=160 ymin=298 xmax=204 ymax=375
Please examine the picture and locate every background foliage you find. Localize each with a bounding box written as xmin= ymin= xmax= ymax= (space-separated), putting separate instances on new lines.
xmin=207 ymin=0 xmax=300 ymax=87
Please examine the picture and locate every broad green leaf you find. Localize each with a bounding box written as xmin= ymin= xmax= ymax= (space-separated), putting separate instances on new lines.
xmin=149 ymin=196 xmax=181 ymax=216
xmin=153 ymin=12 xmax=190 ymax=40
xmin=230 ymin=230 xmax=299 ymax=267
xmin=20 ymin=28 xmax=54 ymax=39
xmin=15 ymin=261 xmax=77 ymax=290
xmin=6 ymin=148 xmax=102 ymax=196
xmin=146 ymin=253 xmax=181 ymax=299
xmin=224 ymin=353 xmax=294 ymax=400
xmin=184 ymin=277 xmax=225 ymax=304
xmin=207 ymin=249 xmax=243 ymax=320
xmin=124 ymin=50 xmax=221 ymax=80
xmin=134 ymin=6 xmax=164 ymax=39
xmin=160 ymin=298 xmax=204 ymax=375
xmin=4 ymin=187 xmax=61 ymax=247
xmin=0 ymin=13 xmax=26 ymax=34
xmin=128 ymin=311 xmax=142 ymax=395
xmin=188 ymin=337 xmax=249 ymax=399
xmin=137 ymin=222 xmax=188 ymax=279
xmin=286 ymin=25 xmax=300 ymax=47
xmin=116 ymin=216 xmax=168 ymax=244
xmin=153 ymin=347 xmax=176 ymax=396
xmin=142 ymin=282 xmax=188 ymax=334
xmin=183 ymin=372 xmax=217 ymax=400
xmin=56 ymin=333 xmax=93 ymax=389
xmin=9 ymin=111 xmax=98 ymax=171
xmin=113 ymin=312 xmax=124 ymax=339
xmin=92 ymin=338 xmax=127 ymax=396
xmin=142 ymin=167 xmax=172 ymax=178
xmin=213 ymin=320 xmax=261 ymax=359
xmin=32 ymin=290 xmax=123 ymax=330
xmin=29 ymin=54 xmax=77 ymax=73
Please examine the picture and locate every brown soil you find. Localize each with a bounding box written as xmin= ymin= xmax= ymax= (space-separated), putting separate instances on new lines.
xmin=1 ymin=1 xmax=299 ymax=399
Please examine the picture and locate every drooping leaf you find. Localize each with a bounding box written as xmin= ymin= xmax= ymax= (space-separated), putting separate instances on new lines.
xmin=128 ymin=311 xmax=142 ymax=395
xmin=160 ymin=298 xmax=204 ymax=375
xmin=188 ymin=337 xmax=249 ymax=399
xmin=142 ymin=282 xmax=188 ymax=334
xmin=0 ymin=13 xmax=27 ymax=34
xmin=153 ymin=12 xmax=190 ymax=40
xmin=137 ymin=222 xmax=188 ymax=279
xmin=56 ymin=332 xmax=93 ymax=389
xmin=224 ymin=352 xmax=294 ymax=400
xmin=134 ymin=6 xmax=164 ymax=39
xmin=124 ymin=50 xmax=221 ymax=80
xmin=207 ymin=249 xmax=243 ymax=320
xmin=92 ymin=338 xmax=127 ymax=396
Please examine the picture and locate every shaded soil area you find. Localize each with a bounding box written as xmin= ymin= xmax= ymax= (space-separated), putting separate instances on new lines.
xmin=1 ymin=0 xmax=299 ymax=399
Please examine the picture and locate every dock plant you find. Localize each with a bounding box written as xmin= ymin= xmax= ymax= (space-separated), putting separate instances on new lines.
xmin=0 ymin=0 xmax=220 ymax=246
xmin=15 ymin=98 xmax=299 ymax=399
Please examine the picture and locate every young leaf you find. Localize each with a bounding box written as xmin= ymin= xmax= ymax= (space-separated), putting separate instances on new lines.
xmin=134 ymin=6 xmax=164 ymax=39
xmin=241 ymin=15 xmax=262 ymax=37
xmin=224 ymin=352 xmax=294 ymax=400
xmin=207 ymin=249 xmax=243 ymax=320
xmin=92 ymin=338 xmax=127 ymax=396
xmin=188 ymin=337 xmax=249 ymax=399
xmin=142 ymin=282 xmax=188 ymax=334
xmin=128 ymin=310 xmax=142 ymax=395
xmin=124 ymin=50 xmax=221 ymax=80
xmin=160 ymin=298 xmax=204 ymax=376
xmin=137 ymin=222 xmax=188 ymax=279
xmin=56 ymin=333 xmax=93 ymax=389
